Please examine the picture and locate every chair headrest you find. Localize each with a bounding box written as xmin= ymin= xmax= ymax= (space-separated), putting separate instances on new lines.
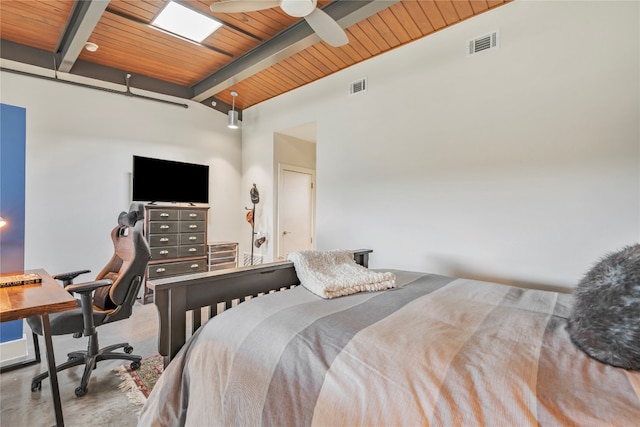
xmin=117 ymin=202 xmax=146 ymax=228
xmin=128 ymin=202 xmax=145 ymax=220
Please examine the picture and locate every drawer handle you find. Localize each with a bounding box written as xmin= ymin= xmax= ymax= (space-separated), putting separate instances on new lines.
xmin=156 ymin=268 xmax=166 ymax=273
xmin=160 ymin=213 xmax=169 ymax=217
xmin=190 ymin=264 xmax=200 ymax=269
xmin=160 ymin=238 xmax=169 ymax=242
xmin=189 ymin=236 xmax=197 ymax=241
xmin=159 ymin=250 xmax=169 ymax=255
xmin=189 ymin=225 xmax=197 ymax=229
xmin=189 ymin=213 xmax=197 ymax=217
xmin=160 ymin=225 xmax=169 ymax=230
xmin=189 ymin=248 xmax=197 ymax=252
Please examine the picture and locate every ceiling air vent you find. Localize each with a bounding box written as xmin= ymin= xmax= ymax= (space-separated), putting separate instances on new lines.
xmin=349 ymin=78 xmax=367 ymax=95
xmin=468 ymin=31 xmax=499 ymax=55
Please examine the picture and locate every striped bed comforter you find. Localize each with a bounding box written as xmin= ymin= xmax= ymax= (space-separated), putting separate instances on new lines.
xmin=138 ymin=270 xmax=640 ymax=426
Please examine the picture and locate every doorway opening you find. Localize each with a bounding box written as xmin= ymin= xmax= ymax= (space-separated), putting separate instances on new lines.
xmin=274 ymin=122 xmax=317 ymax=260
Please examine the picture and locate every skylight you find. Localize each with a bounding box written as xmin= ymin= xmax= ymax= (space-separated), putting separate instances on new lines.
xmin=152 ymin=1 xmax=222 ymax=43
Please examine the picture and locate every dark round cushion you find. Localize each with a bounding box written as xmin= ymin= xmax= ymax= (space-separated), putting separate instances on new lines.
xmin=568 ymin=244 xmax=640 ymax=370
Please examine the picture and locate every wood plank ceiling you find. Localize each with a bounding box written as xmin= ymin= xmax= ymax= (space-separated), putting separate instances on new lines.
xmin=0 ymin=0 xmax=511 ymax=112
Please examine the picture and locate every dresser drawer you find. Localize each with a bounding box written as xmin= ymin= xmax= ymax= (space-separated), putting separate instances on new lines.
xmin=208 ymin=243 xmax=237 ymax=253
xmin=147 ymin=259 xmax=207 ymax=279
xmin=148 ymin=209 xmax=179 ymax=221
xmin=150 ymin=246 xmax=178 ymax=260
xmin=179 ymin=210 xmax=206 ymax=221
xmin=209 ymin=250 xmax=237 ymax=262
xmin=149 ymin=221 xmax=179 ymax=234
xmin=179 ymin=221 xmax=205 ymax=233
xmin=179 ymin=245 xmax=205 ymax=257
xmin=149 ymin=234 xmax=179 ymax=247
xmin=209 ymin=261 xmax=237 ymax=271
xmin=180 ymin=233 xmax=205 ymax=245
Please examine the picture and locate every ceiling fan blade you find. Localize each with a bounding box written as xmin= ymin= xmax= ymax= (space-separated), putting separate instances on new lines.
xmin=304 ymin=8 xmax=348 ymax=47
xmin=210 ymin=0 xmax=280 ymax=13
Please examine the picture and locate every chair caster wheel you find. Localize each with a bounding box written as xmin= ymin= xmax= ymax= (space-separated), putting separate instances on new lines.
xmin=130 ymin=361 xmax=141 ymax=370
xmin=75 ymin=386 xmax=87 ymax=397
xmin=31 ymin=381 xmax=41 ymax=392
xmin=124 ymin=345 xmax=133 ymax=354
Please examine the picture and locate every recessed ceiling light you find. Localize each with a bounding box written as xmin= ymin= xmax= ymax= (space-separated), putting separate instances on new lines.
xmin=152 ymin=1 xmax=222 ymax=43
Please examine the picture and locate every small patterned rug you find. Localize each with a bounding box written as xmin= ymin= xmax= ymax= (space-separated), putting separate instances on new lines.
xmin=114 ymin=354 xmax=164 ymax=406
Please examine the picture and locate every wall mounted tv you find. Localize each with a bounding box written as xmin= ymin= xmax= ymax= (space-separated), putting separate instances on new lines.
xmin=132 ymin=156 xmax=209 ymax=204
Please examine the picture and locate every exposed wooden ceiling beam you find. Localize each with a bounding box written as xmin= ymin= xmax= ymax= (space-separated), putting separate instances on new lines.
xmin=191 ymin=0 xmax=400 ymax=103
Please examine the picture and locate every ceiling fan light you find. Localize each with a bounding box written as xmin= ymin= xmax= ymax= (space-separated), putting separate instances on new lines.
xmin=228 ymin=110 xmax=239 ymax=129
xmin=281 ymin=0 xmax=316 ymax=17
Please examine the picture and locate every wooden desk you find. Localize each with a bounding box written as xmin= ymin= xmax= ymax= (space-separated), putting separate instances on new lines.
xmin=0 ymin=269 xmax=78 ymax=427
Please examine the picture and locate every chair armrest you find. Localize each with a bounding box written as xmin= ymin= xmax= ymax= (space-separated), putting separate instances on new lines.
xmin=66 ymin=279 xmax=112 ymax=337
xmin=53 ymin=269 xmax=91 ymax=285
xmin=65 ymin=279 xmax=113 ymax=294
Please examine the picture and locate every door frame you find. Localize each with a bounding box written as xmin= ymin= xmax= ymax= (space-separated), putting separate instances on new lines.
xmin=276 ymin=163 xmax=316 ymax=260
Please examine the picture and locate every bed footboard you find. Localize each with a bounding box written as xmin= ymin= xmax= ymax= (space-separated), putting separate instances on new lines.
xmin=147 ymin=249 xmax=372 ymax=365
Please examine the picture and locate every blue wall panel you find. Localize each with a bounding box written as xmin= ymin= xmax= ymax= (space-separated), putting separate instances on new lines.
xmin=0 ymin=103 xmax=27 ymax=342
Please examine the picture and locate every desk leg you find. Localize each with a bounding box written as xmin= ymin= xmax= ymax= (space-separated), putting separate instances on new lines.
xmin=42 ymin=314 xmax=64 ymax=427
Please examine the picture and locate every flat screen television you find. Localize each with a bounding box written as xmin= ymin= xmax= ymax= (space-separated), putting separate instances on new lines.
xmin=132 ymin=155 xmax=209 ymax=204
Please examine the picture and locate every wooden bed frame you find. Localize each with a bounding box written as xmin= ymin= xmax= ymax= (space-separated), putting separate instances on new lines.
xmin=147 ymin=249 xmax=372 ymax=365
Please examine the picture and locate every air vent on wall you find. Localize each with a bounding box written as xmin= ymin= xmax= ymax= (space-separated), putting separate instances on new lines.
xmin=349 ymin=78 xmax=367 ymax=95
xmin=468 ymin=31 xmax=499 ymax=55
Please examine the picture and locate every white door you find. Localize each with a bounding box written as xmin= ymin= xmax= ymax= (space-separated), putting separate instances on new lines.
xmin=277 ymin=165 xmax=315 ymax=259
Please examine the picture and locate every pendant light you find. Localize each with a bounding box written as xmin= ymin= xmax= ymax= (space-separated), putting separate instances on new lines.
xmin=228 ymin=91 xmax=239 ymax=129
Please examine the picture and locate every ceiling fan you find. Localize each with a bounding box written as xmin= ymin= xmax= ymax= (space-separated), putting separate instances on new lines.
xmin=209 ymin=0 xmax=349 ymax=47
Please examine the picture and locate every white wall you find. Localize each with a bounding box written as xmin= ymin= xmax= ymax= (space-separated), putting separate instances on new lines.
xmin=242 ymin=0 xmax=640 ymax=291
xmin=274 ymin=133 xmax=316 ymax=171
xmin=0 ymin=71 xmax=243 ymax=277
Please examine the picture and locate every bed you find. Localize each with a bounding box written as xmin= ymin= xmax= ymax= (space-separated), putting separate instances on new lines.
xmin=139 ymin=250 xmax=640 ymax=426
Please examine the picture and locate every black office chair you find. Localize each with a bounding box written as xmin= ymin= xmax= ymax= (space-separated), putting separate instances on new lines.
xmin=27 ymin=203 xmax=151 ymax=397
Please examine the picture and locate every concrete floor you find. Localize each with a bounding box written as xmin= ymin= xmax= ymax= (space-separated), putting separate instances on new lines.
xmin=0 ymin=302 xmax=159 ymax=427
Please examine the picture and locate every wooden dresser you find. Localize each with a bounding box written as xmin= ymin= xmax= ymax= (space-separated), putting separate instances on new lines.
xmin=142 ymin=205 xmax=209 ymax=301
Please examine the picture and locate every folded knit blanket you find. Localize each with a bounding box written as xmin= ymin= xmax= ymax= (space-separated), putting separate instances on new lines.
xmin=287 ymin=250 xmax=396 ymax=299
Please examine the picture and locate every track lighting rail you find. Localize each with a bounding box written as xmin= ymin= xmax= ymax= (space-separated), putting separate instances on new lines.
xmin=1 ymin=67 xmax=189 ymax=109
